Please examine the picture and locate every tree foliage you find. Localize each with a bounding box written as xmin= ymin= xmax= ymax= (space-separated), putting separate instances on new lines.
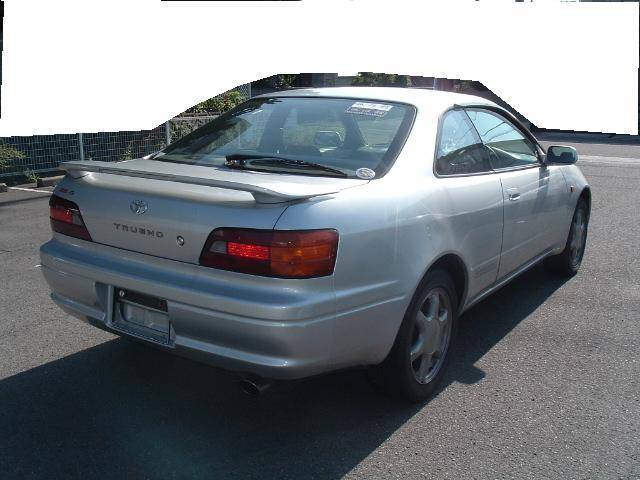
xmin=0 ymin=142 xmax=26 ymax=169
xmin=270 ymin=74 xmax=298 ymax=90
xmin=253 ymin=74 xmax=299 ymax=91
xmin=188 ymin=90 xmax=247 ymax=114
xmin=351 ymin=73 xmax=412 ymax=88
xmin=453 ymin=80 xmax=481 ymax=93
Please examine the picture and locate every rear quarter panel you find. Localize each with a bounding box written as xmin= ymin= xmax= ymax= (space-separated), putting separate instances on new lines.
xmin=275 ymin=172 xmax=503 ymax=366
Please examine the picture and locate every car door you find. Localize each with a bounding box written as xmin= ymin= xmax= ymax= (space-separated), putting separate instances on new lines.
xmin=465 ymin=108 xmax=566 ymax=279
xmin=434 ymin=109 xmax=504 ymax=300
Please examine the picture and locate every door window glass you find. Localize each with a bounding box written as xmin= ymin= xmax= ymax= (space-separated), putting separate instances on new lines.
xmin=465 ymin=109 xmax=539 ymax=169
xmin=435 ymin=110 xmax=492 ymax=175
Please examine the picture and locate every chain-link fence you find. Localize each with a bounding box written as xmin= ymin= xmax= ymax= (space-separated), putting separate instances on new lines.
xmin=0 ymin=134 xmax=81 ymax=178
xmin=234 ymin=83 xmax=251 ymax=100
xmin=0 ymin=84 xmax=250 ymax=180
xmin=0 ymin=115 xmax=219 ymax=179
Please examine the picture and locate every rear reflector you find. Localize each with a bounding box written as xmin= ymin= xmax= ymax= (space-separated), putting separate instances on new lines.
xmin=199 ymin=228 xmax=338 ymax=278
xmin=49 ymin=194 xmax=92 ymax=241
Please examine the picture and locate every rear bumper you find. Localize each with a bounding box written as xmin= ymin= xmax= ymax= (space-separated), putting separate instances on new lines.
xmin=40 ymin=237 xmax=405 ymax=379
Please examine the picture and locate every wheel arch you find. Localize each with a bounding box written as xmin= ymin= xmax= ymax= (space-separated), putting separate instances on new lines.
xmin=376 ymin=251 xmax=469 ymax=371
xmin=579 ymin=186 xmax=592 ymax=214
xmin=419 ymin=252 xmax=469 ymax=312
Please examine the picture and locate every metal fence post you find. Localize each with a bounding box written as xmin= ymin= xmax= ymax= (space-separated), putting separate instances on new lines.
xmin=78 ymin=133 xmax=85 ymax=161
xmin=165 ymin=121 xmax=171 ymax=146
xmin=247 ymin=82 xmax=252 ymax=98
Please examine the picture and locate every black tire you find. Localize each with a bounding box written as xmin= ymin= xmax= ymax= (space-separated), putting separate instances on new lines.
xmin=368 ymin=269 xmax=458 ymax=403
xmin=544 ymin=197 xmax=589 ymax=277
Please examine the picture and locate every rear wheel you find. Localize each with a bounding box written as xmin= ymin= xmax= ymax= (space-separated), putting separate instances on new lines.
xmin=368 ymin=269 xmax=458 ymax=402
xmin=544 ymin=198 xmax=589 ymax=276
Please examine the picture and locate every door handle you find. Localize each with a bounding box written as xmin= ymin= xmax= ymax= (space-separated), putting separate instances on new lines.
xmin=506 ymin=188 xmax=520 ymax=201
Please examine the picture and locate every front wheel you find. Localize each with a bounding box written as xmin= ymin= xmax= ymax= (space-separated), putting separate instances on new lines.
xmin=368 ymin=269 xmax=458 ymax=402
xmin=544 ymin=198 xmax=589 ymax=276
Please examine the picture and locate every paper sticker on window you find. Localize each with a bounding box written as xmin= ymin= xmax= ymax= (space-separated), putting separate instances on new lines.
xmin=345 ymin=102 xmax=393 ymax=118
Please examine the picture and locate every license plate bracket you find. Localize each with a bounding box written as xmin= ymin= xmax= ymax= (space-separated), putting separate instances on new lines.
xmin=111 ymin=287 xmax=172 ymax=346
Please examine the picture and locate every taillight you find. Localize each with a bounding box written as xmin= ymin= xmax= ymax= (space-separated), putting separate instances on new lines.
xmin=49 ymin=194 xmax=92 ymax=241
xmin=199 ymin=228 xmax=338 ymax=278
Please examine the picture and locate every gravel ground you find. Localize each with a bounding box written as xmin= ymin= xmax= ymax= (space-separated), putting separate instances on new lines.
xmin=0 ymin=142 xmax=638 ymax=480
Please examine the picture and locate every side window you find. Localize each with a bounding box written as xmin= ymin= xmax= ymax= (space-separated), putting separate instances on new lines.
xmin=465 ymin=109 xmax=539 ymax=169
xmin=435 ymin=110 xmax=492 ymax=176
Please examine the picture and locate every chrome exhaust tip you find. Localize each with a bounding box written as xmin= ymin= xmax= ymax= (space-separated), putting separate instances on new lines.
xmin=238 ymin=375 xmax=274 ymax=396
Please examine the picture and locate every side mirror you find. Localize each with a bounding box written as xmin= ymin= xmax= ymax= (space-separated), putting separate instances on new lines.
xmin=546 ymin=145 xmax=578 ymax=165
xmin=314 ymin=131 xmax=343 ymax=148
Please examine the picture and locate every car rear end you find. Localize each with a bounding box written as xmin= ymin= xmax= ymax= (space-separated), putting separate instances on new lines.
xmin=40 ymin=91 xmax=417 ymax=380
xmin=40 ymin=167 xmax=352 ymax=379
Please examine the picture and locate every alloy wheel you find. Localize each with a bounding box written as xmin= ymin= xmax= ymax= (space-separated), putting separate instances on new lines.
xmin=410 ymin=288 xmax=452 ymax=384
xmin=570 ymin=207 xmax=587 ymax=265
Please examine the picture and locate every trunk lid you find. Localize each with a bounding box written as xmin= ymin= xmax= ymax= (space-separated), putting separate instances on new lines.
xmin=56 ymin=159 xmax=365 ymax=264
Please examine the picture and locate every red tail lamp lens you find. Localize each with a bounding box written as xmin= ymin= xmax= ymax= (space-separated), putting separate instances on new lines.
xmin=199 ymin=228 xmax=339 ymax=278
xmin=227 ymin=242 xmax=271 ymax=261
xmin=49 ymin=194 xmax=92 ymax=241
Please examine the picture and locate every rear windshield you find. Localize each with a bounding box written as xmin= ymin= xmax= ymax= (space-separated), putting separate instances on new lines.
xmin=156 ymin=97 xmax=415 ymax=179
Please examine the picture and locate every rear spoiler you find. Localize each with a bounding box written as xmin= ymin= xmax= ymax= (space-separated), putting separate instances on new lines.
xmin=60 ymin=161 xmax=339 ymax=204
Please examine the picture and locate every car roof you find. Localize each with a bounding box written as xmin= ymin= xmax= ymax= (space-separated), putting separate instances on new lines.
xmin=257 ymin=86 xmax=499 ymax=111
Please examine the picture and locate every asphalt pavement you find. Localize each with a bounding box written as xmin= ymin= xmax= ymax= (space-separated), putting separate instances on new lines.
xmin=0 ymin=142 xmax=639 ymax=479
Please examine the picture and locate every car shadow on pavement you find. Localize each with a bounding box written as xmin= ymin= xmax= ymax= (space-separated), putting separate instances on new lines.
xmin=0 ymin=265 xmax=569 ymax=480
xmin=444 ymin=264 xmax=569 ymax=388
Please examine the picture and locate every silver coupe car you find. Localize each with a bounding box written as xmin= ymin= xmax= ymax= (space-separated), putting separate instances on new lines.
xmin=40 ymin=87 xmax=590 ymax=401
